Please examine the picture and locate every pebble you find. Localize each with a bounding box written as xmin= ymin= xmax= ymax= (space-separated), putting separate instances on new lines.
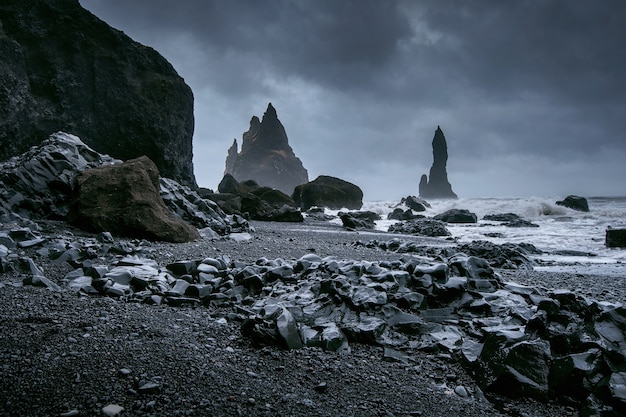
xmin=454 ymin=385 xmax=469 ymax=398
xmin=101 ymin=404 xmax=124 ymax=416
xmin=60 ymin=410 xmax=80 ymax=417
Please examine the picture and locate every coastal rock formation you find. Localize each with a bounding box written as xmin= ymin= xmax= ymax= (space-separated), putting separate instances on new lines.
xmin=556 ymin=195 xmax=590 ymax=212
xmin=606 ymin=228 xmax=626 ymax=248
xmin=224 ymin=103 xmax=309 ymax=194
xmin=434 ymin=208 xmax=478 ymax=224
xmin=292 ymin=175 xmax=363 ymax=211
xmin=206 ymin=174 xmax=303 ymax=222
xmin=0 ymin=0 xmax=195 ymax=186
xmin=0 ymin=132 xmax=232 ymax=235
xmin=67 ymin=156 xmax=199 ymax=243
xmin=419 ymin=126 xmax=458 ymax=199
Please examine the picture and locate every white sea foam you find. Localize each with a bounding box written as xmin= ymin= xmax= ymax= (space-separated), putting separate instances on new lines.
xmin=325 ymin=196 xmax=626 ymax=274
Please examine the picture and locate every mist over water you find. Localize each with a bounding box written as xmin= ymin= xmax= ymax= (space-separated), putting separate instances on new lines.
xmin=329 ymin=196 xmax=626 ymax=276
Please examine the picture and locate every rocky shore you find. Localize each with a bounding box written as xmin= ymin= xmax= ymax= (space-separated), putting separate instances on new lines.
xmin=2 ymin=219 xmax=625 ymax=417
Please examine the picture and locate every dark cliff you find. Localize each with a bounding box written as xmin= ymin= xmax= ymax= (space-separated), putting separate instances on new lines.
xmin=224 ymin=103 xmax=309 ymax=195
xmin=0 ymin=0 xmax=196 ymax=187
xmin=419 ymin=126 xmax=457 ymax=199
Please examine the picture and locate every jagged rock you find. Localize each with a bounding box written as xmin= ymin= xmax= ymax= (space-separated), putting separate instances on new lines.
xmin=400 ymin=195 xmax=430 ymax=211
xmin=434 ymin=209 xmax=477 ymax=224
xmin=0 ymin=0 xmax=195 ymax=186
xmin=0 ymin=132 xmax=120 ymax=218
xmin=292 ymin=175 xmax=363 ymax=211
xmin=556 ymin=195 xmax=590 ymax=212
xmin=606 ymin=228 xmax=626 ymax=248
xmin=340 ymin=211 xmax=380 ymax=230
xmin=455 ymin=240 xmax=534 ymax=270
xmin=387 ymin=208 xmax=423 ymax=221
xmin=224 ymin=103 xmax=308 ymax=194
xmin=209 ymin=174 xmax=302 ymax=222
xmin=67 ymin=156 xmax=199 ymax=242
xmin=483 ymin=213 xmax=521 ymax=222
xmin=388 ymin=218 xmax=451 ymax=237
xmin=419 ymin=126 xmax=457 ymax=199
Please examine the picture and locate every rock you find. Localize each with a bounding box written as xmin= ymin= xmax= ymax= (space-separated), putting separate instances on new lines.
xmin=101 ymin=404 xmax=124 ymax=417
xmin=67 ymin=156 xmax=199 ymax=242
xmin=292 ymin=175 xmax=364 ymax=211
xmin=455 ymin=241 xmax=534 ymax=270
xmin=419 ymin=126 xmax=457 ymax=199
xmin=401 ymin=195 xmax=430 ymax=212
xmin=483 ymin=213 xmax=521 ymax=222
xmin=388 ymin=218 xmax=451 ymax=237
xmin=434 ymin=209 xmax=477 ymax=224
xmin=0 ymin=0 xmax=195 ymax=186
xmin=606 ymin=228 xmax=626 ymax=248
xmin=224 ymin=103 xmax=309 ymax=194
xmin=387 ymin=208 xmax=423 ymax=221
xmin=556 ymin=195 xmax=590 ymax=212
xmin=340 ymin=211 xmax=379 ymax=230
xmin=0 ymin=132 xmax=120 ymax=218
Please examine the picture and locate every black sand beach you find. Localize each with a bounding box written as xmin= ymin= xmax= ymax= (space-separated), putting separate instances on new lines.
xmin=3 ymin=220 xmax=625 ymax=416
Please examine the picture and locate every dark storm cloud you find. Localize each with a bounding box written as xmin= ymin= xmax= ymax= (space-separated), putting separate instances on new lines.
xmin=80 ymin=0 xmax=626 ymax=198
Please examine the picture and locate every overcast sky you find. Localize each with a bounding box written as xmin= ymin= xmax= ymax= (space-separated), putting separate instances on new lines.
xmin=80 ymin=0 xmax=625 ymax=200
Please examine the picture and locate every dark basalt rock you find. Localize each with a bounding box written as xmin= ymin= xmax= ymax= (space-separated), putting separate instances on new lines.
xmin=340 ymin=211 xmax=380 ymax=230
xmin=207 ymin=174 xmax=302 ymax=222
xmin=434 ymin=209 xmax=478 ymax=224
xmin=556 ymin=195 xmax=590 ymax=212
xmin=419 ymin=126 xmax=457 ymax=199
xmin=483 ymin=213 xmax=521 ymax=222
xmin=400 ymin=195 xmax=430 ymax=212
xmin=0 ymin=0 xmax=195 ymax=187
xmin=292 ymin=175 xmax=363 ymax=211
xmin=388 ymin=218 xmax=451 ymax=237
xmin=606 ymin=227 xmax=626 ymax=248
xmin=224 ymin=103 xmax=309 ymax=195
xmin=387 ymin=208 xmax=423 ymax=221
xmin=67 ymin=156 xmax=200 ymax=243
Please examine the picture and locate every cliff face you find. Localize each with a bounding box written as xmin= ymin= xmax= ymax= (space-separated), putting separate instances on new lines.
xmin=0 ymin=0 xmax=196 ymax=187
xmin=419 ymin=126 xmax=457 ymax=199
xmin=224 ymin=103 xmax=309 ymax=195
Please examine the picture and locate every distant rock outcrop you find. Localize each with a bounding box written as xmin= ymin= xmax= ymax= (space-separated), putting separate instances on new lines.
xmin=68 ymin=156 xmax=199 ymax=243
xmin=556 ymin=195 xmax=589 ymax=212
xmin=224 ymin=103 xmax=309 ymax=195
xmin=292 ymin=176 xmax=363 ymax=211
xmin=419 ymin=126 xmax=457 ymax=199
xmin=0 ymin=0 xmax=196 ymax=187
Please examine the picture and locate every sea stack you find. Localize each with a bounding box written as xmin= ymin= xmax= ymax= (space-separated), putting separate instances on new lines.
xmin=224 ymin=103 xmax=309 ymax=195
xmin=419 ymin=126 xmax=457 ymax=199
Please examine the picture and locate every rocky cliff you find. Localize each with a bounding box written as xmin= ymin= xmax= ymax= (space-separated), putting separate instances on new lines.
xmin=224 ymin=103 xmax=309 ymax=195
xmin=419 ymin=126 xmax=457 ymax=199
xmin=0 ymin=0 xmax=196 ymax=187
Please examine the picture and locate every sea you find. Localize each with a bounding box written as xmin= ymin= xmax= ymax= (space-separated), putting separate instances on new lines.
xmin=326 ymin=196 xmax=626 ymax=277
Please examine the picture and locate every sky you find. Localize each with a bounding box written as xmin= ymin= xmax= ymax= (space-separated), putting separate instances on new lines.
xmin=80 ymin=0 xmax=626 ymax=201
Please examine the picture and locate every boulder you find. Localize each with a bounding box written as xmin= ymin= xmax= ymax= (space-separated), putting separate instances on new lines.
xmin=419 ymin=126 xmax=457 ymax=199
xmin=208 ymin=175 xmax=301 ymax=222
xmin=340 ymin=212 xmax=379 ymax=230
xmin=401 ymin=195 xmax=430 ymax=212
xmin=67 ymin=156 xmax=199 ymax=242
xmin=556 ymin=195 xmax=590 ymax=212
xmin=606 ymin=228 xmax=626 ymax=248
xmin=434 ymin=209 xmax=477 ymax=223
xmin=224 ymin=103 xmax=309 ymax=194
xmin=0 ymin=0 xmax=195 ymax=187
xmin=388 ymin=218 xmax=451 ymax=237
xmin=292 ymin=175 xmax=363 ymax=211
xmin=387 ymin=208 xmax=423 ymax=221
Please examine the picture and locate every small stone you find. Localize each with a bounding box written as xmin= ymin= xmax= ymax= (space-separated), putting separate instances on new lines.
xmin=454 ymin=385 xmax=469 ymax=398
xmin=315 ymin=382 xmax=328 ymax=393
xmin=119 ymin=368 xmax=132 ymax=376
xmin=102 ymin=404 xmax=124 ymax=416
xmin=247 ymin=398 xmax=256 ymax=405
xmin=60 ymin=410 xmax=80 ymax=417
xmin=138 ymin=381 xmax=160 ymax=394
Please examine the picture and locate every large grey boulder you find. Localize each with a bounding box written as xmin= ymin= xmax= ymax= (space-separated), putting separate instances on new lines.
xmin=292 ymin=175 xmax=363 ymax=211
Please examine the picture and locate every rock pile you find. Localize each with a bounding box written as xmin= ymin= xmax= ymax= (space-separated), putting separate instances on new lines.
xmin=0 ymin=132 xmax=236 ymax=238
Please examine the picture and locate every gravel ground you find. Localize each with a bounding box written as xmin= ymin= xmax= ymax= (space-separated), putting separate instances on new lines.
xmin=2 ymin=219 xmax=624 ymax=417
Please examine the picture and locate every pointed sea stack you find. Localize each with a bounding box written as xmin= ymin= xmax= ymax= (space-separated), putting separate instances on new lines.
xmin=419 ymin=126 xmax=457 ymax=199
xmin=224 ymin=103 xmax=309 ymax=195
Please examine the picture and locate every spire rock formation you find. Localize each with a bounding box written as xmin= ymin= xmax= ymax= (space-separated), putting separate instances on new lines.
xmin=223 ymin=103 xmax=309 ymax=195
xmin=419 ymin=126 xmax=458 ymax=199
